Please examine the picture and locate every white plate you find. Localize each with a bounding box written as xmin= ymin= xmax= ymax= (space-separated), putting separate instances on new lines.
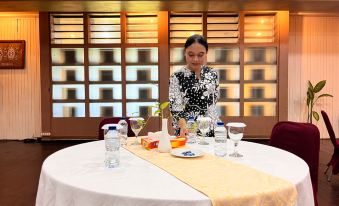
xmin=170 ymin=148 xmax=204 ymax=158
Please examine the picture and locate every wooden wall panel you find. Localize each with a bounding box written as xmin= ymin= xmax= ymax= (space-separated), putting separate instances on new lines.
xmin=1 ymin=13 xmax=337 ymax=140
xmin=0 ymin=13 xmax=41 ymax=140
xmin=289 ymin=15 xmax=339 ymax=139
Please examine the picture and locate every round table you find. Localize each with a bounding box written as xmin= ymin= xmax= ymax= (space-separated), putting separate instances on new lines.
xmin=36 ymin=138 xmax=314 ymax=206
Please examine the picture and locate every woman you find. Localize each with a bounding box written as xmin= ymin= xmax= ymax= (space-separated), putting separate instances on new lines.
xmin=169 ymin=34 xmax=220 ymax=138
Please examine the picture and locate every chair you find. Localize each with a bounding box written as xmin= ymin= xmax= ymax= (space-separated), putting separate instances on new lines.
xmin=321 ymin=111 xmax=339 ymax=181
xmin=269 ymin=121 xmax=320 ymax=206
xmin=98 ymin=117 xmax=134 ymax=140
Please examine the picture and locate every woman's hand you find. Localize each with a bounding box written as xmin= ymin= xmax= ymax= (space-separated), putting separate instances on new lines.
xmin=179 ymin=127 xmax=189 ymax=138
xmin=178 ymin=118 xmax=188 ymax=138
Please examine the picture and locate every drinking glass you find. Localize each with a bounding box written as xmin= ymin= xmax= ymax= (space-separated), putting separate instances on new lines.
xmin=197 ymin=116 xmax=211 ymax=145
xmin=129 ymin=117 xmax=144 ymax=145
xmin=227 ymin=122 xmax=246 ymax=157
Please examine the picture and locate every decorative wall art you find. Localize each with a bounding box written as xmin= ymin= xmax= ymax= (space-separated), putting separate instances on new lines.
xmin=0 ymin=40 xmax=25 ymax=69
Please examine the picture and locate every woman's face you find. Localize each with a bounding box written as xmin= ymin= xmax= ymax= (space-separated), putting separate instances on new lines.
xmin=185 ymin=42 xmax=207 ymax=72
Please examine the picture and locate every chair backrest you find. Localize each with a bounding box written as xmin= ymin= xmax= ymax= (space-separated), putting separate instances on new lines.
xmin=269 ymin=121 xmax=320 ymax=205
xmin=98 ymin=117 xmax=134 ymax=140
xmin=321 ymin=110 xmax=338 ymax=147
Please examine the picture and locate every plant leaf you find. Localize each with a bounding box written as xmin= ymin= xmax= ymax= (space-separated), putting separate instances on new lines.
xmin=312 ymin=111 xmax=319 ymax=121
xmin=308 ymin=89 xmax=314 ymax=101
xmin=308 ymin=81 xmax=314 ymax=91
xmin=313 ymin=80 xmax=326 ymax=93
xmin=153 ymin=110 xmax=161 ymax=116
xmin=318 ymin=93 xmax=333 ymax=98
xmin=307 ymin=96 xmax=311 ymax=106
xmin=137 ymin=119 xmax=146 ymax=127
xmin=160 ymin=101 xmax=170 ymax=110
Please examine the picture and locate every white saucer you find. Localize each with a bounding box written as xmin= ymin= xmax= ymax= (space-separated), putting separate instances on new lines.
xmin=170 ymin=148 xmax=204 ymax=158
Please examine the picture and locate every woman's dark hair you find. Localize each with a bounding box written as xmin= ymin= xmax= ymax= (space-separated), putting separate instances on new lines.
xmin=184 ymin=34 xmax=208 ymax=52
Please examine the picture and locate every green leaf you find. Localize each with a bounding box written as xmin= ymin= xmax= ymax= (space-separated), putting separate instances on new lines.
xmin=137 ymin=119 xmax=146 ymax=127
xmin=307 ymin=96 xmax=311 ymax=106
xmin=313 ymin=80 xmax=326 ymax=93
xmin=153 ymin=110 xmax=161 ymax=116
xmin=308 ymin=89 xmax=314 ymax=101
xmin=318 ymin=93 xmax=333 ymax=98
xmin=312 ymin=111 xmax=319 ymax=121
xmin=308 ymin=81 xmax=314 ymax=91
xmin=159 ymin=101 xmax=170 ymax=110
xmin=308 ymin=86 xmax=313 ymax=93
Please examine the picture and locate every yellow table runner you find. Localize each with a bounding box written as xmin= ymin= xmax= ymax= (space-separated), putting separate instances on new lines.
xmin=124 ymin=143 xmax=297 ymax=206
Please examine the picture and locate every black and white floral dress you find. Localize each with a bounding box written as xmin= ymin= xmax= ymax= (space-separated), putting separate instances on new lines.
xmin=169 ymin=66 xmax=220 ymax=136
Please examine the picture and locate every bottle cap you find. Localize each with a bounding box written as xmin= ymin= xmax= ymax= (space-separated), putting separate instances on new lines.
xmin=108 ymin=126 xmax=117 ymax=130
xmin=217 ymin=122 xmax=224 ymax=126
xmin=120 ymin=117 xmax=126 ymax=120
xmin=188 ymin=116 xmax=195 ymax=120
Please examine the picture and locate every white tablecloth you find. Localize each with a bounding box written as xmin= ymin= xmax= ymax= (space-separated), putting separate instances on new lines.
xmin=36 ymin=138 xmax=314 ymax=206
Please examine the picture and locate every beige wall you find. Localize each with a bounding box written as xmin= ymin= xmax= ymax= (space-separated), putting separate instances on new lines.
xmin=289 ymin=15 xmax=339 ymax=138
xmin=0 ymin=13 xmax=41 ymax=140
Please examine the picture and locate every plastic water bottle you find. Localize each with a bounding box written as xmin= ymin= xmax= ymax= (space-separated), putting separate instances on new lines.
xmin=214 ymin=121 xmax=227 ymax=157
xmin=186 ymin=116 xmax=197 ymax=144
xmin=105 ymin=126 xmax=120 ymax=168
xmin=118 ymin=118 xmax=128 ymax=146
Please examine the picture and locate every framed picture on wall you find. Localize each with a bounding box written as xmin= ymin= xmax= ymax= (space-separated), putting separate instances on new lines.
xmin=0 ymin=40 xmax=25 ymax=69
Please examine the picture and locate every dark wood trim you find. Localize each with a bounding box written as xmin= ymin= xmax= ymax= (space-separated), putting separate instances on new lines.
xmin=121 ymin=12 xmax=127 ymax=117
xmin=218 ymin=99 xmax=241 ymax=102
xmin=158 ymin=11 xmax=170 ymax=125
xmin=50 ymin=44 xmax=85 ymax=48
xmin=40 ymin=12 xmax=52 ymax=136
xmin=88 ymin=63 xmax=121 ymax=66
xmin=89 ymin=100 xmax=123 ymax=103
xmin=202 ymin=12 xmax=207 ymax=38
xmin=243 ymin=80 xmax=277 ymax=84
xmin=239 ymin=12 xmax=245 ymax=117
xmin=124 ymin=43 xmax=158 ymax=47
xmin=125 ymin=99 xmax=159 ymax=102
xmin=52 ymin=81 xmax=86 ymax=84
xmin=244 ymin=98 xmax=277 ymax=102
xmin=243 ymin=43 xmax=279 ymax=47
xmin=83 ymin=12 xmax=90 ymax=118
xmin=88 ymin=81 xmax=122 ymax=84
xmin=87 ymin=44 xmax=122 ymax=48
xmin=125 ymin=81 xmax=159 ymax=84
xmin=51 ymin=118 xmax=100 ymax=138
xmin=243 ymin=63 xmax=278 ymax=65
xmin=125 ymin=63 xmax=158 ymax=66
xmin=53 ymin=100 xmax=85 ymax=103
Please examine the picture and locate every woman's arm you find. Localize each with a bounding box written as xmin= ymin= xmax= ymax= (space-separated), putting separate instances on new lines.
xmin=214 ymin=71 xmax=220 ymax=103
xmin=169 ymin=74 xmax=187 ymax=137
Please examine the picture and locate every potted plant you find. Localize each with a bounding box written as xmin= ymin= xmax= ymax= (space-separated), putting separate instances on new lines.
xmin=306 ymin=80 xmax=333 ymax=123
